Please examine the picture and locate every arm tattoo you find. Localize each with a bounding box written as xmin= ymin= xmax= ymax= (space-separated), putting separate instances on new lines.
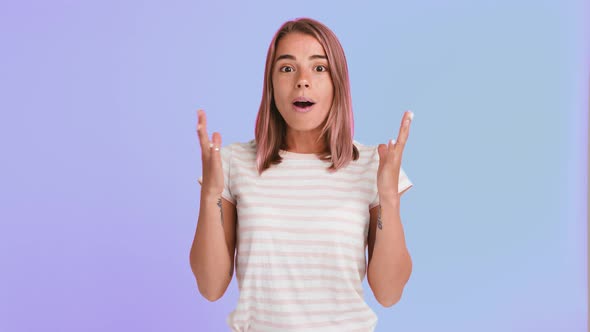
xmin=377 ymin=205 xmax=383 ymax=230
xmin=217 ymin=198 xmax=224 ymax=226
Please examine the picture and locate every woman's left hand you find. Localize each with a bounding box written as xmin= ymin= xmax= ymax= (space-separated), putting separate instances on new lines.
xmin=376 ymin=110 xmax=413 ymax=201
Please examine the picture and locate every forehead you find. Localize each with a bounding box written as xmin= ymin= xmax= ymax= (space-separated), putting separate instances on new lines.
xmin=275 ymin=32 xmax=326 ymax=58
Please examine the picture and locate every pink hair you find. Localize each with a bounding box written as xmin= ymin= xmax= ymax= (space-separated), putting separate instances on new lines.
xmin=254 ymin=17 xmax=359 ymax=174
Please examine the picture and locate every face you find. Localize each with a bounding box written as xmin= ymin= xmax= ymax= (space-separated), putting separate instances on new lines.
xmin=272 ymin=32 xmax=334 ymax=134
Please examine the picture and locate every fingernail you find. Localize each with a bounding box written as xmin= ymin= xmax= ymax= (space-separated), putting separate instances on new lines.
xmin=407 ymin=111 xmax=414 ymax=120
xmin=390 ymin=139 xmax=396 ymax=145
xmin=209 ymin=143 xmax=213 ymax=148
xmin=214 ymin=146 xmax=220 ymax=151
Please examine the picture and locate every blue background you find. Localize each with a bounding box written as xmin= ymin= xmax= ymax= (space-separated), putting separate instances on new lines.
xmin=0 ymin=0 xmax=588 ymax=331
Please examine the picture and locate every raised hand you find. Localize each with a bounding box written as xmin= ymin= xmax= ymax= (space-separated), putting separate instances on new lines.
xmin=376 ymin=110 xmax=413 ymax=201
xmin=196 ymin=109 xmax=224 ymax=197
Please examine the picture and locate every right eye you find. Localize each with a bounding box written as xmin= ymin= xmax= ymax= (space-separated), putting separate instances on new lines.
xmin=279 ymin=66 xmax=294 ymax=73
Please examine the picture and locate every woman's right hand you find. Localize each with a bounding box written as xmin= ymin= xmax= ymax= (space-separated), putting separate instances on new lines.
xmin=196 ymin=109 xmax=224 ymax=197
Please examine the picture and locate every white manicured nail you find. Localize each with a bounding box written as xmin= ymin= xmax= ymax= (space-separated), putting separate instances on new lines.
xmin=408 ymin=111 xmax=414 ymax=120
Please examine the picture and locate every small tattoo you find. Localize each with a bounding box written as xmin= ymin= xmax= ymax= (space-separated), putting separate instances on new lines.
xmin=217 ymin=198 xmax=224 ymax=226
xmin=377 ymin=205 xmax=383 ymax=230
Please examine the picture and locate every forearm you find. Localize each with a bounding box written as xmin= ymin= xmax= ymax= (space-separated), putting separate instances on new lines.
xmin=367 ymin=197 xmax=412 ymax=307
xmin=189 ymin=192 xmax=232 ymax=301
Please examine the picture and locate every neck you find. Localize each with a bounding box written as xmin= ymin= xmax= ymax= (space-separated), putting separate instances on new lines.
xmin=283 ymin=128 xmax=326 ymax=153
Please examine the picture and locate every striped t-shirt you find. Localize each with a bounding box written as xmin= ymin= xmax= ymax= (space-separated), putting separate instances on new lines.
xmin=219 ymin=139 xmax=412 ymax=332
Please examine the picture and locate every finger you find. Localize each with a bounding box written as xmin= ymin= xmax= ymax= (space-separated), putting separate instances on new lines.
xmin=211 ymin=132 xmax=222 ymax=150
xmin=386 ymin=138 xmax=402 ymax=165
xmin=388 ymin=137 xmax=398 ymax=153
xmin=394 ymin=110 xmax=413 ymax=148
xmin=196 ymin=109 xmax=211 ymax=155
xmin=210 ymin=131 xmax=222 ymax=167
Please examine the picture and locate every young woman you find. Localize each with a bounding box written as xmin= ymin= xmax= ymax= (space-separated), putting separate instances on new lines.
xmin=190 ymin=17 xmax=414 ymax=332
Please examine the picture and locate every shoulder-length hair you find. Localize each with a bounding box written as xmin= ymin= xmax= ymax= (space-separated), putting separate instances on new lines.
xmin=254 ymin=17 xmax=359 ymax=174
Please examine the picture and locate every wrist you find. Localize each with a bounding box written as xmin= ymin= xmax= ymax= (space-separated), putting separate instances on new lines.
xmin=379 ymin=194 xmax=401 ymax=208
xmin=200 ymin=189 xmax=222 ymax=202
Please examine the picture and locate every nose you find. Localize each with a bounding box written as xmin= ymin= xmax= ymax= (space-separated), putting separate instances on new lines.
xmin=296 ymin=80 xmax=310 ymax=88
xmin=296 ymin=73 xmax=310 ymax=89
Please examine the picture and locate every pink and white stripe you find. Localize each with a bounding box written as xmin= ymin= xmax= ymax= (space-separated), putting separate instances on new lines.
xmin=217 ymin=139 xmax=412 ymax=332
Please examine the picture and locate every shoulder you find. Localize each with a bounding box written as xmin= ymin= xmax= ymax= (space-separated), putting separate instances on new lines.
xmin=353 ymin=140 xmax=379 ymax=164
xmin=221 ymin=139 xmax=257 ymax=156
xmin=219 ymin=140 xmax=257 ymax=169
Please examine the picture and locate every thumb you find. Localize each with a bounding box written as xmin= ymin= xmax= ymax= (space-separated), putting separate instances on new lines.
xmin=377 ymin=144 xmax=388 ymax=163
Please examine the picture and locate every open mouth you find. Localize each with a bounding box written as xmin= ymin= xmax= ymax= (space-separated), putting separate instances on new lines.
xmin=292 ymin=98 xmax=316 ymax=113
xmin=293 ymin=101 xmax=315 ymax=108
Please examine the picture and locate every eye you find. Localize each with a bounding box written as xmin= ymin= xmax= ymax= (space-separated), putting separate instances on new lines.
xmin=315 ymin=65 xmax=328 ymax=72
xmin=279 ymin=66 xmax=294 ymax=73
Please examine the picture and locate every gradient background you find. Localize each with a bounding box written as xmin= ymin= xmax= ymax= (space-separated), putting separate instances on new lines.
xmin=1 ymin=0 xmax=588 ymax=331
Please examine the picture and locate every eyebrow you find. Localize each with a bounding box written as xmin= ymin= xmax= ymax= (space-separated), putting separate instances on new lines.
xmin=275 ymin=54 xmax=327 ymax=62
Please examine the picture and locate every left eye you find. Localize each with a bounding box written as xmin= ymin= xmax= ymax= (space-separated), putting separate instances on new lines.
xmin=315 ymin=65 xmax=328 ymax=72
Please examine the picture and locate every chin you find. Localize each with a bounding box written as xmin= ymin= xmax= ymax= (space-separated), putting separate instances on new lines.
xmin=285 ymin=121 xmax=325 ymax=132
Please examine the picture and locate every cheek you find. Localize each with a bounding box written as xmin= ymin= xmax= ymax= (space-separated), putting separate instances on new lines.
xmin=320 ymin=79 xmax=334 ymax=103
xmin=272 ymin=77 xmax=289 ymax=102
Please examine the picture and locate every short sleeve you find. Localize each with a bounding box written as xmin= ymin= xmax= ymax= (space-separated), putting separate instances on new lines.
xmin=197 ymin=144 xmax=236 ymax=205
xmin=369 ymin=147 xmax=413 ymax=209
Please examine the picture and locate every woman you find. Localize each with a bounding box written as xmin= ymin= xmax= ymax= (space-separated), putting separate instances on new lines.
xmin=190 ymin=17 xmax=414 ymax=332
